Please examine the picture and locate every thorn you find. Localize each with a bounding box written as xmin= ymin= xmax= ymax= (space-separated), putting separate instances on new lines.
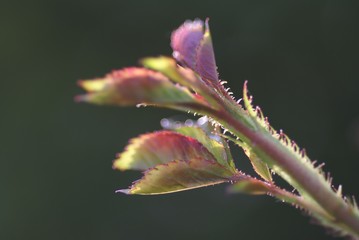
xmin=279 ymin=129 xmax=284 ymax=138
xmin=336 ymin=185 xmax=343 ymax=197
xmin=317 ymin=162 xmax=325 ymax=169
xmin=249 ymin=95 xmax=253 ymax=103
xmin=237 ymin=99 xmax=242 ymax=104
xmin=300 ymin=149 xmax=307 ymax=157
xmin=255 ymin=106 xmax=265 ymax=121
xmin=220 ymin=81 xmax=227 ymax=85
xmin=352 ymin=196 xmax=358 ymax=209
xmin=326 ymin=172 xmax=332 ymax=185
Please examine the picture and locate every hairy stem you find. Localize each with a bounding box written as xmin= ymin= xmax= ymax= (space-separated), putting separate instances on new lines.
xmin=217 ymin=109 xmax=359 ymax=238
xmin=231 ymin=174 xmax=333 ymax=221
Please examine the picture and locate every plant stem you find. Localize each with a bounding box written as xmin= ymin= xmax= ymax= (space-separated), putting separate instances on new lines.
xmin=217 ymin=109 xmax=359 ymax=238
xmin=231 ymin=174 xmax=333 ymax=221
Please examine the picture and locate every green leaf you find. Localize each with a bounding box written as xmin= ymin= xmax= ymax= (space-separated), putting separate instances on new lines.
xmin=119 ymin=158 xmax=235 ymax=195
xmin=76 ymin=67 xmax=200 ymax=107
xmin=243 ymin=147 xmax=272 ymax=182
xmin=113 ymin=131 xmax=223 ymax=171
xmin=174 ymin=126 xmax=236 ymax=171
xmin=222 ymin=135 xmax=272 ymax=182
xmin=141 ymin=56 xmax=197 ymax=90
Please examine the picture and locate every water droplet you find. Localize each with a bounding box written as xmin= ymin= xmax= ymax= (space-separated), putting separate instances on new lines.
xmin=160 ymin=118 xmax=170 ymax=129
xmin=197 ymin=116 xmax=208 ymax=126
xmin=185 ymin=119 xmax=194 ymax=126
xmin=173 ymin=51 xmax=180 ymax=59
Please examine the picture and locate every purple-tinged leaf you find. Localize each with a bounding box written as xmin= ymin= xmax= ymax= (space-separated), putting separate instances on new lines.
xmin=195 ymin=19 xmax=219 ymax=82
xmin=113 ymin=131 xmax=223 ymax=171
xmin=171 ymin=20 xmax=204 ymax=70
xmin=171 ymin=19 xmax=219 ymax=84
xmin=119 ymin=158 xmax=235 ymax=195
xmin=76 ymin=67 xmax=198 ymax=106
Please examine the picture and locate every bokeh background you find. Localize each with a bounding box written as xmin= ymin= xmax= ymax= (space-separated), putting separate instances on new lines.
xmin=2 ymin=0 xmax=359 ymax=239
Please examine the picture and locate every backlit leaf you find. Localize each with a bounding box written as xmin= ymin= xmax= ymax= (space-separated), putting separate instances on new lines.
xmin=243 ymin=147 xmax=272 ymax=182
xmin=76 ymin=67 xmax=198 ymax=107
xmin=141 ymin=56 xmax=203 ymax=93
xmin=229 ymin=178 xmax=304 ymax=205
xmin=228 ymin=178 xmax=271 ymax=195
xmin=174 ymin=126 xmax=236 ymax=171
xmin=119 ymin=158 xmax=235 ymax=195
xmin=171 ymin=19 xmax=219 ymax=84
xmin=222 ymin=135 xmax=272 ymax=182
xmin=171 ymin=19 xmax=204 ymax=70
xmin=195 ymin=19 xmax=219 ymax=82
xmin=113 ymin=131 xmax=220 ymax=171
xmin=142 ymin=56 xmax=221 ymax=108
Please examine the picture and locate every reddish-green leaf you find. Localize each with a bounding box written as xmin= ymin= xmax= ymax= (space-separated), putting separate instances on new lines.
xmin=76 ymin=67 xmax=198 ymax=106
xmin=113 ymin=131 xmax=220 ymax=171
xmin=119 ymin=158 xmax=235 ymax=195
xmin=228 ymin=178 xmax=271 ymax=195
xmin=229 ymin=177 xmax=304 ymax=205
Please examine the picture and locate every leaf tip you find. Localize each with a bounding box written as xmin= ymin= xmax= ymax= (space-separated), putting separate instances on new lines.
xmin=115 ymin=189 xmax=131 ymax=195
xmin=112 ymin=158 xmax=128 ymax=171
xmin=140 ymin=56 xmax=176 ymax=72
xmin=78 ymin=79 xmax=106 ymax=92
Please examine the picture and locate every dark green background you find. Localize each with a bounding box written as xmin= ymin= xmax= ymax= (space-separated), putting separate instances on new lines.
xmin=2 ymin=0 xmax=359 ymax=239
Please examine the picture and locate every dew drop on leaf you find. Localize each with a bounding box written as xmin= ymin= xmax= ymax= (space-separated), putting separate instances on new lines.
xmin=197 ymin=116 xmax=208 ymax=126
xmin=160 ymin=118 xmax=171 ymax=128
xmin=185 ymin=119 xmax=194 ymax=126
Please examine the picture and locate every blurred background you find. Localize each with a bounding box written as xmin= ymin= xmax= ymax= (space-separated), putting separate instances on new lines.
xmin=2 ymin=0 xmax=359 ymax=239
